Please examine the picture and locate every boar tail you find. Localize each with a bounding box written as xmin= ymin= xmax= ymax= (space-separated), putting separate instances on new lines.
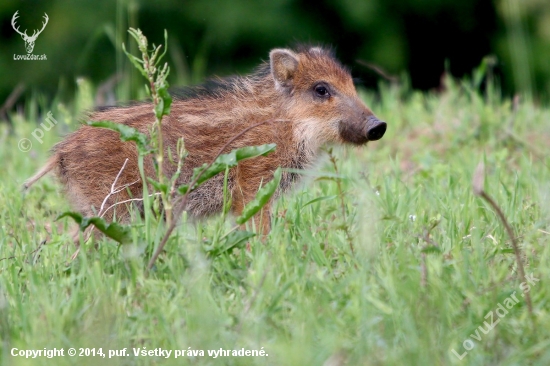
xmin=23 ymin=154 xmax=58 ymax=190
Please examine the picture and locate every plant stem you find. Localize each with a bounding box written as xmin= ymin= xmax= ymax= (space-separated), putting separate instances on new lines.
xmin=327 ymin=149 xmax=354 ymax=254
xmin=147 ymin=119 xmax=277 ymax=270
xmin=473 ymin=162 xmax=532 ymax=315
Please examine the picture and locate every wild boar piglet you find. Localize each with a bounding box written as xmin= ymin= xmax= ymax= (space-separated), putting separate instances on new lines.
xmin=26 ymin=45 xmax=387 ymax=233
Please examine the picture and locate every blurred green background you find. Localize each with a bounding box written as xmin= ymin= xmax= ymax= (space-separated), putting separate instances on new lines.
xmin=0 ymin=0 xmax=549 ymax=106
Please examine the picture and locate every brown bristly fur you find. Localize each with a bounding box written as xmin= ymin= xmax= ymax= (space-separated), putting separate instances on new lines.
xmin=25 ymin=45 xmax=386 ymax=234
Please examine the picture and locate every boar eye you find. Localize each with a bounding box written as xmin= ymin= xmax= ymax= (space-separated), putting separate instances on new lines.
xmin=314 ymin=84 xmax=330 ymax=98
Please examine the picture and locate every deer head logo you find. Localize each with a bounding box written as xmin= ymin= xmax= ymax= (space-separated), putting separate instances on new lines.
xmin=11 ymin=11 xmax=49 ymax=54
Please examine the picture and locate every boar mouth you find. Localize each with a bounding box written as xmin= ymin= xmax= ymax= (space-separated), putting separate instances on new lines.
xmin=338 ymin=116 xmax=387 ymax=144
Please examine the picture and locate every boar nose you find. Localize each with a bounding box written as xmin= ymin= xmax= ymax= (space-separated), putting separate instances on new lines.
xmin=366 ymin=116 xmax=387 ymax=141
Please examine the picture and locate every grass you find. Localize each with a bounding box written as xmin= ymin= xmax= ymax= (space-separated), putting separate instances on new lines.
xmin=1 ymin=73 xmax=550 ymax=365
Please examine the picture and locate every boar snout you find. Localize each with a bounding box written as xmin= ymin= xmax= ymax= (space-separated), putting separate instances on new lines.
xmin=338 ymin=114 xmax=387 ymax=145
xmin=365 ymin=116 xmax=387 ymax=141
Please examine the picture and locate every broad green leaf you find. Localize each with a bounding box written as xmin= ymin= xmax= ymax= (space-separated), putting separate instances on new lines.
xmin=147 ymin=177 xmax=168 ymax=195
xmin=206 ymin=230 xmax=255 ymax=257
xmin=88 ymin=121 xmax=151 ymax=155
xmin=236 ymin=167 xmax=282 ymax=225
xmin=57 ymin=212 xmax=132 ymax=244
xmin=154 ymin=86 xmax=172 ymax=119
xmin=178 ymin=143 xmax=276 ymax=195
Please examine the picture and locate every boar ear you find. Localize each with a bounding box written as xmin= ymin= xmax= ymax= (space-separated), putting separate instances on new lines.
xmin=270 ymin=49 xmax=299 ymax=88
